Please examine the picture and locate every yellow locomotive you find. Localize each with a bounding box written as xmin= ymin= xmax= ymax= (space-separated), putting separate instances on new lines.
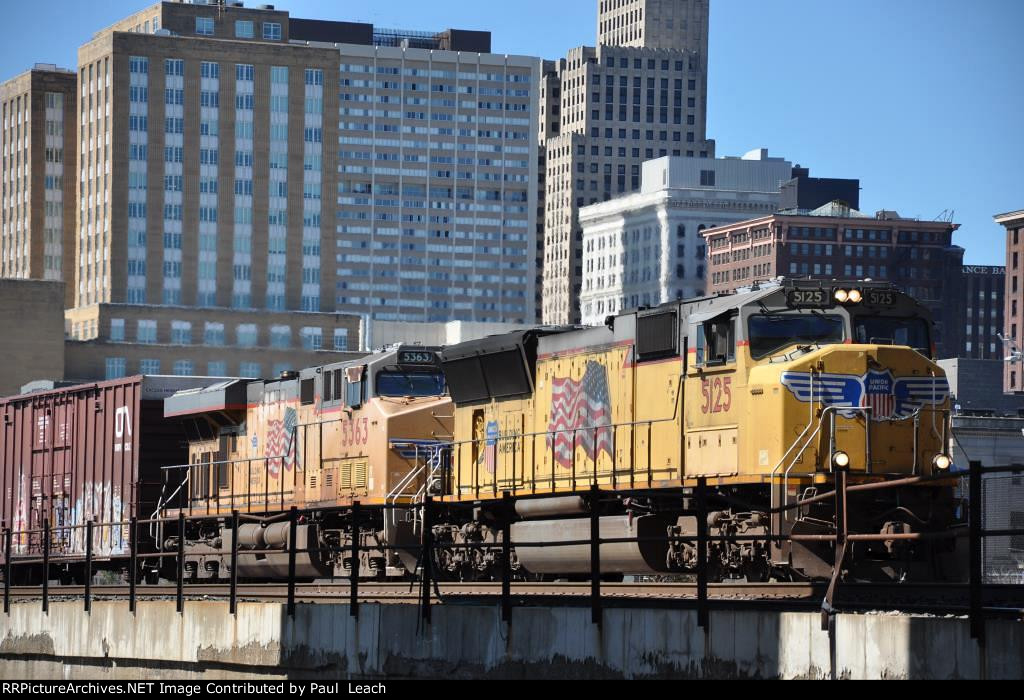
xmin=435 ymin=279 xmax=956 ymax=581
xmin=159 ymin=345 xmax=452 ymax=580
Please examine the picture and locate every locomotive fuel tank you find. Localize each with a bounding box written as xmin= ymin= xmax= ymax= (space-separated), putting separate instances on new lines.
xmin=511 ymin=515 xmax=672 ymax=574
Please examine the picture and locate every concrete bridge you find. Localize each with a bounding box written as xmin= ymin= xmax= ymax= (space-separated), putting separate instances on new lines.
xmin=0 ymin=598 xmax=1021 ymax=680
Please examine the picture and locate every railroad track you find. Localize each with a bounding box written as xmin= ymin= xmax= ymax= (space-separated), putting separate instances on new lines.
xmin=5 ymin=581 xmax=1023 ymax=614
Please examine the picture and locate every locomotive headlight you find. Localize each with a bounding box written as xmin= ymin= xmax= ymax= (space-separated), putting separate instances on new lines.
xmin=847 ymin=289 xmax=863 ymax=304
xmin=834 ymin=289 xmax=849 ymax=303
xmin=831 ymin=450 xmax=851 ymax=469
xmin=932 ymin=454 xmax=952 ymax=471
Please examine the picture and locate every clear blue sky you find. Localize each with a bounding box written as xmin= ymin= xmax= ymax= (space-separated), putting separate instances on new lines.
xmin=2 ymin=0 xmax=1021 ymax=265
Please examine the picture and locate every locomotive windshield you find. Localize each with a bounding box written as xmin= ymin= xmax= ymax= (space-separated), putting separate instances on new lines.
xmin=747 ymin=313 xmax=844 ymax=359
xmin=376 ymin=371 xmax=446 ymax=398
xmin=853 ymin=316 xmax=931 ymax=355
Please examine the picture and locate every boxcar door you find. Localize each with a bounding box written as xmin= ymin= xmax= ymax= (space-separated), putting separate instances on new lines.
xmin=49 ymin=397 xmax=74 ymax=553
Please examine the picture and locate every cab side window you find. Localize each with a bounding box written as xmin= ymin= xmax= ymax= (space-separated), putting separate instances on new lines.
xmin=695 ymin=316 xmax=735 ymax=367
xmin=346 ymin=370 xmax=364 ymax=409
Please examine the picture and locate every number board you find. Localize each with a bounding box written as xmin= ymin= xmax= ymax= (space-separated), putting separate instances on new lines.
xmin=786 ymin=289 xmax=831 ymax=309
xmin=864 ymin=289 xmax=895 ymax=306
xmin=398 ymin=350 xmax=437 ymax=366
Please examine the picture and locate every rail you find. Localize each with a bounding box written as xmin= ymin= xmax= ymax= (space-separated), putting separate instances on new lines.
xmin=1 ymin=461 xmax=1021 ymax=649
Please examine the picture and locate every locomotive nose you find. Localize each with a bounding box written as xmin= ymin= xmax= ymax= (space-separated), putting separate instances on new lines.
xmin=819 ymin=344 xmax=950 ymax=474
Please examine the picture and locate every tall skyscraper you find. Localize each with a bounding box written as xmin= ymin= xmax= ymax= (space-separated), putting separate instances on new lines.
xmin=597 ymin=0 xmax=711 ymax=52
xmin=0 ymin=66 xmax=77 ymax=307
xmin=541 ymin=0 xmax=714 ymax=324
xmin=74 ymin=1 xmax=539 ymax=324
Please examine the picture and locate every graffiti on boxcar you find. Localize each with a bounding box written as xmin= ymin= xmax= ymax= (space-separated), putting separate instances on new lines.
xmin=11 ymin=477 xmax=28 ymax=553
xmin=68 ymin=481 xmax=126 ymax=555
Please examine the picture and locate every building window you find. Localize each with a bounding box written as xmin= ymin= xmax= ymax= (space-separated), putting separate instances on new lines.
xmin=334 ymin=328 xmax=349 ymax=351
xmin=263 ymin=22 xmax=282 ymax=40
xmin=171 ymin=321 xmax=192 ymax=345
xmin=105 ymin=358 xmax=127 ymax=380
xmin=270 ymin=326 xmax=291 ymax=349
xmin=237 ymin=324 xmax=258 ymax=348
xmin=301 ymin=327 xmax=323 ymax=351
xmin=173 ymin=360 xmax=194 ymax=377
xmin=137 ymin=320 xmax=157 ymax=344
xmin=235 ymin=20 xmax=254 ymax=38
xmin=240 ymin=362 xmax=262 ymax=379
xmin=110 ymin=319 xmax=125 ymax=342
xmin=196 ymin=17 xmax=214 ymax=36
xmin=140 ymin=359 xmax=161 ymax=375
xmin=208 ymin=361 xmax=227 ymax=376
xmin=205 ymin=322 xmax=225 ymax=346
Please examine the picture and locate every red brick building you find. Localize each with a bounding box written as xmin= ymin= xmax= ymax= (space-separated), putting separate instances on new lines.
xmin=703 ymin=204 xmax=964 ymax=358
xmin=995 ymin=209 xmax=1024 ymax=392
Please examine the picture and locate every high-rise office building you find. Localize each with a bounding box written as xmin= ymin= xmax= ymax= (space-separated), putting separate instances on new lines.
xmin=541 ymin=0 xmax=714 ymax=324
xmin=0 ymin=66 xmax=77 ymax=307
xmin=74 ymin=1 xmax=539 ymax=325
xmin=961 ymin=265 xmax=1005 ymax=361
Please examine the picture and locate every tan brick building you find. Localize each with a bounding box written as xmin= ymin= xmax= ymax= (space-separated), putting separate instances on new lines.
xmin=0 ymin=279 xmax=65 ymax=396
xmin=542 ymin=0 xmax=714 ymax=324
xmin=994 ymin=209 xmax=1024 ymax=392
xmin=75 ymin=1 xmax=539 ymax=323
xmin=64 ymin=303 xmax=362 ymax=381
xmin=0 ymin=67 xmax=77 ymax=308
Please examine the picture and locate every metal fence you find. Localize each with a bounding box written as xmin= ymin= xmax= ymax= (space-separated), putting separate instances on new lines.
xmin=981 ymin=473 xmax=1024 ymax=584
xmin=1 ymin=462 xmax=1022 ymax=647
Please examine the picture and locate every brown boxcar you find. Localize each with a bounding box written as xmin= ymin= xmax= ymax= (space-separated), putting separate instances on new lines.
xmin=0 ymin=376 xmax=220 ymax=569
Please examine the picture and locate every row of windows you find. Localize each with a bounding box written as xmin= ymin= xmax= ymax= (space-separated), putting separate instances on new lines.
xmin=106 ymin=357 xmax=271 ymax=380
xmin=108 ymin=318 xmax=349 ymax=350
xmin=196 ymin=17 xmax=281 ymax=41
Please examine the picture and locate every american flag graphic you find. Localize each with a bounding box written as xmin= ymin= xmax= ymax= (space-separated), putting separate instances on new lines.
xmin=547 ymin=361 xmax=613 ymax=470
xmin=863 ymin=370 xmax=895 ymax=422
xmin=266 ymin=407 xmax=298 ymax=478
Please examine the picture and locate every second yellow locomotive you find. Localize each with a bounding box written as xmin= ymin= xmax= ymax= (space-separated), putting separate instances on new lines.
xmin=159 ymin=345 xmax=452 ymax=580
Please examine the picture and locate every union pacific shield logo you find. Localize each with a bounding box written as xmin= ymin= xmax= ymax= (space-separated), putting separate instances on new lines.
xmin=781 ymin=371 xmax=949 ymax=421
xmin=863 ymin=370 xmax=896 ymax=421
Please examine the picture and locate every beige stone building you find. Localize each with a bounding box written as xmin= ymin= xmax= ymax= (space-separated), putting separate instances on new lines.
xmin=0 ymin=67 xmax=78 ymax=308
xmin=0 ymin=279 xmax=65 ymax=396
xmin=598 ymin=0 xmax=711 ymax=51
xmin=541 ymin=0 xmax=714 ymax=324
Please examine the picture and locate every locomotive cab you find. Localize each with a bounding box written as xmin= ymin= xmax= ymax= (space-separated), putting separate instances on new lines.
xmin=681 ymin=280 xmax=951 ymax=482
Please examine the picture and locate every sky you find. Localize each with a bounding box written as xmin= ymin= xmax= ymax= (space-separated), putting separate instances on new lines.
xmin=1 ymin=0 xmax=1021 ymax=265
